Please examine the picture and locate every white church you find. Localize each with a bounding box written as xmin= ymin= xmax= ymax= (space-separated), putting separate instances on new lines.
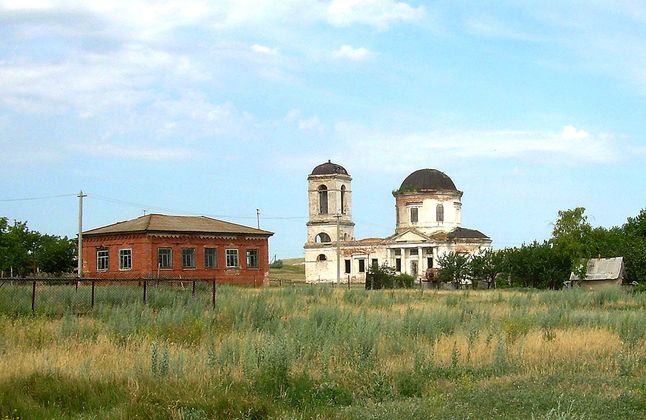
xmin=304 ymin=161 xmax=491 ymax=283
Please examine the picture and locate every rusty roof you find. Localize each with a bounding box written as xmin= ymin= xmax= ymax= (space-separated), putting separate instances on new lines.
xmin=83 ymin=214 xmax=273 ymax=237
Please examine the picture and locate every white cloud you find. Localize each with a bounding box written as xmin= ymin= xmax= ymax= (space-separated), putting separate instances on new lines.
xmin=327 ymin=0 xmax=424 ymax=29
xmin=332 ymin=44 xmax=375 ymax=61
xmin=71 ymin=142 xmax=197 ymax=161
xmin=251 ymin=44 xmax=278 ymax=55
xmin=333 ymin=123 xmax=620 ymax=172
xmin=561 ymin=125 xmax=588 ymax=140
xmin=283 ymin=109 xmax=325 ymax=133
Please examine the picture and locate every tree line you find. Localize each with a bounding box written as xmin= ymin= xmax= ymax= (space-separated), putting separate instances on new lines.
xmin=0 ymin=217 xmax=76 ymax=277
xmin=438 ymin=207 xmax=646 ymax=289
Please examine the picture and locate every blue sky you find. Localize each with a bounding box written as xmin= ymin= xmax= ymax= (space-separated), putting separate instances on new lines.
xmin=1 ymin=0 xmax=644 ymax=258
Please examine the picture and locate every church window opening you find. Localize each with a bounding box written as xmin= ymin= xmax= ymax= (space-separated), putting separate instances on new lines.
xmin=410 ymin=248 xmax=418 ymax=256
xmin=344 ymin=259 xmax=351 ymax=274
xmin=395 ymin=258 xmax=402 ymax=272
xmin=371 ymin=258 xmax=378 ymax=268
xmin=317 ymin=254 xmax=327 ymax=262
xmin=358 ymin=259 xmax=366 ymax=273
xmin=410 ymin=207 xmax=418 ymax=224
xmin=318 ymin=185 xmax=328 ymax=214
xmin=436 ymin=204 xmax=444 ymax=222
xmin=341 ymin=185 xmax=346 ymax=214
xmin=315 ymin=232 xmax=331 ymax=243
xmin=427 ymin=257 xmax=433 ymax=268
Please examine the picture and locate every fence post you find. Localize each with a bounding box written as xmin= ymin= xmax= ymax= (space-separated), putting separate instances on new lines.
xmin=143 ymin=279 xmax=147 ymax=305
xmin=91 ymin=280 xmax=95 ymax=308
xmin=31 ymin=280 xmax=36 ymax=312
xmin=212 ymin=278 xmax=216 ymax=309
xmin=347 ymin=274 xmax=350 ymax=289
xmin=192 ymin=280 xmax=196 ymax=296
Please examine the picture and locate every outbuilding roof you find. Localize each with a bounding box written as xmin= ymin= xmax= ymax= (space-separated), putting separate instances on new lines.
xmin=569 ymin=257 xmax=625 ymax=281
xmin=84 ymin=214 xmax=273 ymax=237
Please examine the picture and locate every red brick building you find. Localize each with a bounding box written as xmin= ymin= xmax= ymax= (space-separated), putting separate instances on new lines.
xmin=81 ymin=214 xmax=273 ymax=285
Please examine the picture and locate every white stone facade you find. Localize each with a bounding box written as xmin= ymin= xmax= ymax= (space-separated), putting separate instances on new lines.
xmin=304 ymin=163 xmax=491 ymax=284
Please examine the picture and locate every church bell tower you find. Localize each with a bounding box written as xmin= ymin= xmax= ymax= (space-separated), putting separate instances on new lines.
xmin=305 ymin=160 xmax=355 ymax=245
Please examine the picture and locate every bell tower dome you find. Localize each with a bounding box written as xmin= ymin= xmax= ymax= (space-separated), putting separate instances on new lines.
xmin=305 ymin=160 xmax=355 ymax=245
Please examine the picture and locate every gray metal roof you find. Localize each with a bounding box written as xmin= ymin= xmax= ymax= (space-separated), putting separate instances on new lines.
xmin=570 ymin=257 xmax=625 ymax=281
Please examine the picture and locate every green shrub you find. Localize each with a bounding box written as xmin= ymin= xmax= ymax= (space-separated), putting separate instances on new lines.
xmin=366 ymin=265 xmax=416 ymax=289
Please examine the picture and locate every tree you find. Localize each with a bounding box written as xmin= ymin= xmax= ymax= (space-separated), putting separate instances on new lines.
xmin=622 ymin=209 xmax=646 ymax=283
xmin=469 ymin=249 xmax=505 ymax=289
xmin=437 ymin=252 xmax=471 ymax=289
xmin=0 ymin=217 xmax=75 ymax=276
xmin=550 ymin=207 xmax=593 ymax=279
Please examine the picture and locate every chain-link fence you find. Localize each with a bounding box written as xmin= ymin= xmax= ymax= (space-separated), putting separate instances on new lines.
xmin=0 ymin=278 xmax=218 ymax=315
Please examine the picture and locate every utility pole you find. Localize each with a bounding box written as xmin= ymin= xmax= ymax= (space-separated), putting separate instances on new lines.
xmin=335 ymin=213 xmax=341 ymax=284
xmin=77 ymin=190 xmax=87 ymax=278
xmin=256 ymin=208 xmax=260 ymax=229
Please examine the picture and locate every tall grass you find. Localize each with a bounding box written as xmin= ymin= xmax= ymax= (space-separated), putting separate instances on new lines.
xmin=0 ymin=286 xmax=645 ymax=418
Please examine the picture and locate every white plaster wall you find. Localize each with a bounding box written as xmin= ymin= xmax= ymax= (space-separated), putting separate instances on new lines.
xmin=397 ymin=196 xmax=462 ymax=234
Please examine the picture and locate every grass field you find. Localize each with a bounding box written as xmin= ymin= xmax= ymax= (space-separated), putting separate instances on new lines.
xmin=268 ymin=258 xmax=306 ymax=284
xmin=1 ymin=285 xmax=645 ymax=419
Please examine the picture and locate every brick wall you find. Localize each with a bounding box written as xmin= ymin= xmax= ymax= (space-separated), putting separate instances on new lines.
xmin=82 ymin=233 xmax=270 ymax=286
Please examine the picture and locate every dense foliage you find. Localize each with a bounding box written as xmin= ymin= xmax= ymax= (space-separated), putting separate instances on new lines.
xmin=0 ymin=217 xmax=76 ymax=276
xmin=366 ymin=264 xmax=416 ymax=289
xmin=439 ymin=208 xmax=646 ymax=289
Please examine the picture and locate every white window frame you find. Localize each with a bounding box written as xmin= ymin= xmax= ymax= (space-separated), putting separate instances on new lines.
xmin=204 ymin=248 xmax=217 ymax=269
xmin=158 ymin=247 xmax=173 ymax=269
xmin=97 ymin=248 xmax=109 ymax=271
xmin=182 ymin=248 xmax=196 ymax=269
xmin=119 ymin=248 xmax=132 ymax=271
xmin=246 ymin=249 xmax=259 ymax=268
xmin=226 ymin=249 xmax=239 ymax=268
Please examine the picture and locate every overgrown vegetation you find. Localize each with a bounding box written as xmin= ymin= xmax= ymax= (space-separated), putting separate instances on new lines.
xmin=1 ymin=286 xmax=646 ymax=418
xmin=439 ymin=207 xmax=646 ymax=289
xmin=0 ymin=217 xmax=76 ymax=276
xmin=366 ymin=264 xmax=415 ymax=289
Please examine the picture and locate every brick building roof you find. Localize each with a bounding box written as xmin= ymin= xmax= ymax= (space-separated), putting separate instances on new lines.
xmin=83 ymin=214 xmax=273 ymax=237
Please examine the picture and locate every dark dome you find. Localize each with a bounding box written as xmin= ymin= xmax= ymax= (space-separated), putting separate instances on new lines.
xmin=310 ymin=160 xmax=348 ymax=176
xmin=398 ymin=169 xmax=457 ymax=192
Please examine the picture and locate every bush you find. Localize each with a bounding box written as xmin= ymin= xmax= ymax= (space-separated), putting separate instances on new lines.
xmin=366 ymin=265 xmax=415 ymax=289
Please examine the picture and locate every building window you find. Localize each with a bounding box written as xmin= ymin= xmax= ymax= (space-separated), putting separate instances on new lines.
xmin=119 ymin=249 xmax=132 ymax=270
xmin=182 ymin=248 xmax=196 ymax=268
xmin=226 ymin=249 xmax=239 ymax=268
xmin=204 ymin=248 xmax=216 ymax=269
xmin=395 ymin=258 xmax=402 ymax=272
xmin=358 ymin=259 xmax=366 ymax=273
xmin=315 ymin=232 xmax=331 ymax=243
xmin=371 ymin=258 xmax=378 ymax=268
xmin=427 ymin=257 xmax=433 ymax=268
xmin=158 ymin=248 xmax=172 ymax=269
xmin=318 ymin=185 xmax=328 ymax=215
xmin=97 ymin=248 xmax=109 ymax=271
xmin=344 ymin=259 xmax=351 ymax=274
xmin=410 ymin=207 xmax=418 ymax=224
xmin=410 ymin=248 xmax=418 ymax=256
xmin=340 ymin=185 xmax=346 ymax=214
xmin=246 ymin=249 xmax=259 ymax=268
xmin=436 ymin=204 xmax=444 ymax=222
xmin=317 ymin=254 xmax=327 ymax=262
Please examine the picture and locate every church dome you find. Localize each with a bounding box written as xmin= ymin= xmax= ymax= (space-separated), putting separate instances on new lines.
xmin=310 ymin=160 xmax=349 ymax=176
xmin=398 ymin=168 xmax=457 ymax=192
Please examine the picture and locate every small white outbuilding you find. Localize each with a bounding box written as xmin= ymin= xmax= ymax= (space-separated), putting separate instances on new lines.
xmin=569 ymin=257 xmax=626 ymax=290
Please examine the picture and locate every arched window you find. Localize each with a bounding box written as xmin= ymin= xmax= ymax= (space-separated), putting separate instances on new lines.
xmin=436 ymin=204 xmax=444 ymax=222
xmin=410 ymin=207 xmax=418 ymax=224
xmin=318 ymin=185 xmax=328 ymax=214
xmin=315 ymin=232 xmax=331 ymax=243
xmin=340 ymin=185 xmax=346 ymax=214
xmin=317 ymin=254 xmax=327 ymax=262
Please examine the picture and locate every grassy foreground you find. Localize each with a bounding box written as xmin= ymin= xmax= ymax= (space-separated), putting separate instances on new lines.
xmin=1 ymin=286 xmax=646 ymax=419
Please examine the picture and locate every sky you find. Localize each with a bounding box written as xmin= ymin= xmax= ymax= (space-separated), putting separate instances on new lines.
xmin=1 ymin=0 xmax=645 ymax=259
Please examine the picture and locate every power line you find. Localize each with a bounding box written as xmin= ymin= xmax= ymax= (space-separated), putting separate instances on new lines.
xmin=0 ymin=193 xmax=77 ymax=202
